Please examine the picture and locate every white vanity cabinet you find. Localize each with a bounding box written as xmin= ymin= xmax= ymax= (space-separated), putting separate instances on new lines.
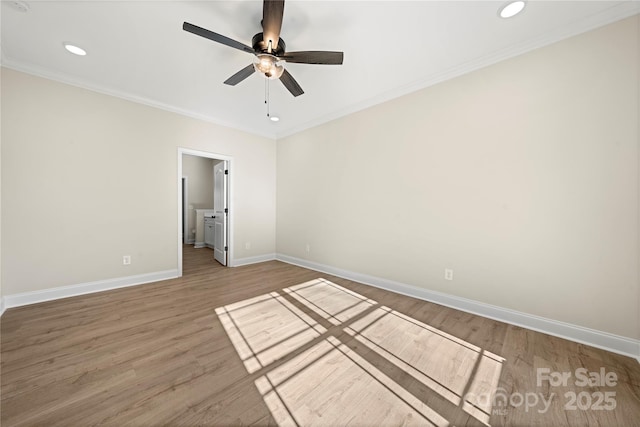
xmin=204 ymin=216 xmax=216 ymax=249
xmin=194 ymin=209 xmax=215 ymax=248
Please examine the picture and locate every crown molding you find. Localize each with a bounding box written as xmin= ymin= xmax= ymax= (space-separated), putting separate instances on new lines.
xmin=275 ymin=4 xmax=640 ymax=139
xmin=0 ymin=59 xmax=277 ymax=141
xmin=2 ymin=4 xmax=638 ymax=141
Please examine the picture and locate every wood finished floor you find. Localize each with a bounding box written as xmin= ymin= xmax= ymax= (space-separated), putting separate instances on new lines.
xmin=1 ymin=245 xmax=639 ymax=426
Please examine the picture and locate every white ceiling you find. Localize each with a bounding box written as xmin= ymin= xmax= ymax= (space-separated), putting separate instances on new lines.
xmin=2 ymin=1 xmax=639 ymax=139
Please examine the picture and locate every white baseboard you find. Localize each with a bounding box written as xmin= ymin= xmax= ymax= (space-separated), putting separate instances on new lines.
xmin=0 ymin=297 xmax=5 ymax=317
xmin=3 ymin=270 xmax=178 ymax=309
xmin=194 ymin=242 xmax=205 ymax=249
xmin=275 ymin=254 xmax=640 ymax=360
xmin=233 ymin=253 xmax=276 ymax=267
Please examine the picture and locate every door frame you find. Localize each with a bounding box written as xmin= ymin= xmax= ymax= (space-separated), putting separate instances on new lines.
xmin=177 ymin=148 xmax=234 ymax=276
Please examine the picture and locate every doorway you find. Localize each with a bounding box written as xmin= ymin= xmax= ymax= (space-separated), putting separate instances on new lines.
xmin=177 ymin=148 xmax=233 ymax=277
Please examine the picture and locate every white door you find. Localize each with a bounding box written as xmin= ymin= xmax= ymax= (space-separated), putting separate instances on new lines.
xmin=213 ymin=161 xmax=228 ymax=266
xmin=182 ymin=178 xmax=188 ymax=244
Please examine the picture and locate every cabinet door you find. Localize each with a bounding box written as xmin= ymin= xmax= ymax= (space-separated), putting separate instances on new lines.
xmin=205 ymin=220 xmax=215 ymax=246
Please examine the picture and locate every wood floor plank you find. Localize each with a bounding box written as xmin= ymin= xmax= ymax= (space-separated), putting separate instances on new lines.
xmin=1 ymin=245 xmax=639 ymax=426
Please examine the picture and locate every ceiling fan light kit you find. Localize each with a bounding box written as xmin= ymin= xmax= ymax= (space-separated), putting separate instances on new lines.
xmin=183 ymin=0 xmax=343 ymax=100
xmin=254 ymin=54 xmax=284 ymax=80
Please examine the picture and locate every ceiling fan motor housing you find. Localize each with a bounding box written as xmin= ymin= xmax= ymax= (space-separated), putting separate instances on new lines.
xmin=252 ymin=32 xmax=286 ymax=55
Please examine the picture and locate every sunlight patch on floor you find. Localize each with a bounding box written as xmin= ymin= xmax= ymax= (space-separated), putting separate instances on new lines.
xmin=345 ymin=306 xmax=503 ymax=424
xmin=216 ymin=279 xmax=504 ymax=426
xmin=283 ymin=279 xmax=377 ymax=325
xmin=215 ymin=291 xmax=326 ymax=373
xmin=255 ymin=336 xmax=448 ymax=427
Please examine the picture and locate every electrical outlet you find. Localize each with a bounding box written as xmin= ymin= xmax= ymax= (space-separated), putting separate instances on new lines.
xmin=305 ymin=244 xmax=311 ymax=253
xmin=245 ymin=242 xmax=251 ymax=250
xmin=123 ymin=255 xmax=131 ymax=265
xmin=445 ymin=269 xmax=453 ymax=281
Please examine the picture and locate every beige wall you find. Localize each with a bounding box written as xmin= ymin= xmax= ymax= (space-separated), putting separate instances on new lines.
xmin=1 ymin=16 xmax=638 ymax=342
xmin=1 ymin=68 xmax=276 ymax=295
xmin=182 ymin=154 xmax=214 ymax=241
xmin=277 ymin=17 xmax=639 ymax=339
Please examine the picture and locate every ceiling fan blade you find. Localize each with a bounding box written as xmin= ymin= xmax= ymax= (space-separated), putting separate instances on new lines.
xmin=279 ymin=69 xmax=304 ymax=97
xmin=183 ymin=22 xmax=255 ymax=55
xmin=262 ymin=0 xmax=285 ymax=51
xmin=224 ymin=64 xmax=256 ymax=86
xmin=280 ymin=51 xmax=344 ymax=65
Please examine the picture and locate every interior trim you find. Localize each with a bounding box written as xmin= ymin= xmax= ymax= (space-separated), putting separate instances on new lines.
xmin=2 ymin=3 xmax=637 ymax=141
xmin=275 ymin=254 xmax=640 ymax=360
xmin=2 ymin=253 xmax=637 ymax=361
xmin=233 ymin=253 xmax=277 ymax=267
xmin=2 ymin=270 xmax=178 ymax=310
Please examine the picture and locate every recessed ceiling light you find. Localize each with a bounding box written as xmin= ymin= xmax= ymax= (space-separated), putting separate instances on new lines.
xmin=63 ymin=43 xmax=87 ymax=56
xmin=269 ymin=116 xmax=280 ymax=122
xmin=499 ymin=1 xmax=526 ymax=18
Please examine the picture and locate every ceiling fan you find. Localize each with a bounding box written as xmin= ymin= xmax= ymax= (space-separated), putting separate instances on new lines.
xmin=183 ymin=0 xmax=343 ymax=97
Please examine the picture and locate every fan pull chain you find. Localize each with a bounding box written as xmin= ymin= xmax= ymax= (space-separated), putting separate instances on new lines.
xmin=265 ymin=77 xmax=271 ymax=119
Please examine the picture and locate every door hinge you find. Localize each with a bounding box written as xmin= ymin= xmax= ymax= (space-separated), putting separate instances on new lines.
xmin=224 ymin=246 xmax=228 ymax=251
xmin=224 ymin=208 xmax=228 ymax=214
xmin=224 ymin=170 xmax=228 ymax=175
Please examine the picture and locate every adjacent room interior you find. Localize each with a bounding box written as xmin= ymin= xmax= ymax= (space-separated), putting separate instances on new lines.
xmin=1 ymin=1 xmax=639 ymax=425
